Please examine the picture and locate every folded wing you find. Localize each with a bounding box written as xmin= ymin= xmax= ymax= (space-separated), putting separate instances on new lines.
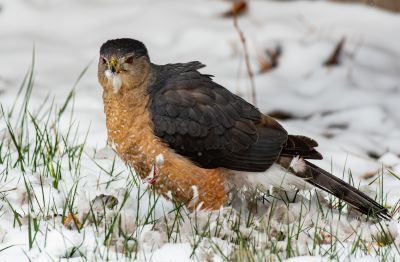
xmin=148 ymin=62 xmax=288 ymax=172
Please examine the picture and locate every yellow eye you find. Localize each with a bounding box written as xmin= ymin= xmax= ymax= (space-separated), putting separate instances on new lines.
xmin=125 ymin=56 xmax=134 ymax=64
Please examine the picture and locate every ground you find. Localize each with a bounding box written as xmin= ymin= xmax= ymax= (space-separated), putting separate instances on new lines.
xmin=0 ymin=0 xmax=400 ymax=261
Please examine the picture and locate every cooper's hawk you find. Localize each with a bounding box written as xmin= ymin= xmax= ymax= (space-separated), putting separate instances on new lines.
xmin=98 ymin=38 xmax=390 ymax=219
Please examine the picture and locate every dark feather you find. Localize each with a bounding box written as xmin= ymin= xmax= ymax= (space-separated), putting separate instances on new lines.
xmin=100 ymin=38 xmax=148 ymax=58
xmin=146 ymin=60 xmax=390 ymax=220
xmin=148 ymin=62 xmax=288 ymax=172
xmin=281 ymin=135 xmax=323 ymax=160
xmin=301 ymin=161 xmax=391 ymax=220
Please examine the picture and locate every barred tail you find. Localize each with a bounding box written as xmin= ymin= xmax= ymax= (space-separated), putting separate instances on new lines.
xmin=303 ymin=161 xmax=391 ymax=220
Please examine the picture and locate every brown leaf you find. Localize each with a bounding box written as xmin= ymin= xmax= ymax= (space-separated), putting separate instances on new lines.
xmin=361 ymin=171 xmax=378 ymax=180
xmin=63 ymin=213 xmax=82 ymax=230
xmin=222 ymin=0 xmax=248 ymax=17
xmin=259 ymin=45 xmax=282 ymax=74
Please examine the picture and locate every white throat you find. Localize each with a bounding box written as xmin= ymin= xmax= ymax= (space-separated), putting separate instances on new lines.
xmin=105 ymin=69 xmax=122 ymax=94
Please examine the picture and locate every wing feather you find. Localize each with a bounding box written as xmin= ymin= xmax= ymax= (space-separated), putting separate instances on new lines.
xmin=148 ymin=62 xmax=288 ymax=172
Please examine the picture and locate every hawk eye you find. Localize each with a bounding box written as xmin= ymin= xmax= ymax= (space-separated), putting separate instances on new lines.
xmin=101 ymin=57 xmax=107 ymax=64
xmin=125 ymin=56 xmax=134 ymax=64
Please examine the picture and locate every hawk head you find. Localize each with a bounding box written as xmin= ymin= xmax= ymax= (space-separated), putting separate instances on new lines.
xmin=98 ymin=38 xmax=151 ymax=94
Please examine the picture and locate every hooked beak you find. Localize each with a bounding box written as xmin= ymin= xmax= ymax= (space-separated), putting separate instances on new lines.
xmin=104 ymin=57 xmax=123 ymax=94
xmin=108 ymin=57 xmax=119 ymax=74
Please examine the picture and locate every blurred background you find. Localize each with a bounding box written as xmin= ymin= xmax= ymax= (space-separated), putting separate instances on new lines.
xmin=0 ymin=0 xmax=399 ymax=198
xmin=332 ymin=0 xmax=400 ymax=12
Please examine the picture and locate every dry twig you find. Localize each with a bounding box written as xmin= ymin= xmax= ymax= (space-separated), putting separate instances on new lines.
xmin=232 ymin=11 xmax=257 ymax=105
xmin=324 ymin=37 xmax=346 ymax=66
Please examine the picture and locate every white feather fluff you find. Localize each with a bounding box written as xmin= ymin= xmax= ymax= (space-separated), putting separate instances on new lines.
xmin=112 ymin=75 xmax=122 ymax=94
xmin=228 ymin=164 xmax=311 ymax=192
xmin=104 ymin=69 xmax=122 ymax=94
xmin=290 ymin=156 xmax=307 ymax=173
xmin=105 ymin=69 xmax=113 ymax=80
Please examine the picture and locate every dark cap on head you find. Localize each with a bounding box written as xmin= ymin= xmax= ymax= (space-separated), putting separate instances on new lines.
xmin=100 ymin=38 xmax=148 ymax=58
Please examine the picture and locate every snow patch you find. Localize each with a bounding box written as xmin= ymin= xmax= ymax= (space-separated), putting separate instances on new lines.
xmin=43 ymin=229 xmax=85 ymax=259
xmin=152 ymin=243 xmax=192 ymax=262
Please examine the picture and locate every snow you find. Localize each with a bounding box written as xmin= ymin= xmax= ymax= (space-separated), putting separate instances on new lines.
xmin=286 ymin=256 xmax=326 ymax=262
xmin=0 ymin=0 xmax=400 ymax=260
xmin=151 ymin=243 xmax=192 ymax=262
